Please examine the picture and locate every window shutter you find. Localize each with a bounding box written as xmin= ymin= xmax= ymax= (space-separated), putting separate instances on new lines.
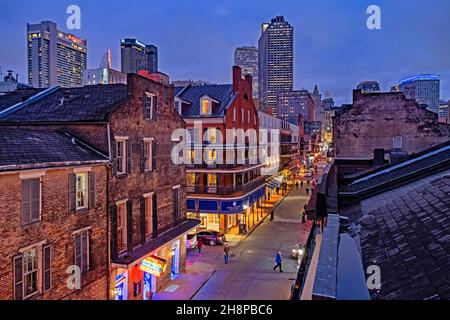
xmin=68 ymin=174 xmax=76 ymax=213
xmin=88 ymin=172 xmax=96 ymax=209
xmin=110 ymin=205 xmax=118 ymax=259
xmin=152 ymin=193 xmax=158 ymax=237
xmin=13 ymin=254 xmax=23 ymax=300
xmin=126 ymin=141 xmax=132 ymax=175
xmin=111 ymin=141 xmax=117 ymax=176
xmin=152 ymin=96 xmax=158 ymax=120
xmin=21 ymin=180 xmax=31 ymax=225
xmin=143 ymin=94 xmax=148 ymax=119
xmin=75 ymin=233 xmax=81 ymax=270
xmin=82 ymin=232 xmax=89 ymax=272
xmin=31 ymin=178 xmax=40 ymax=222
xmin=172 ymin=189 xmax=179 ymax=226
xmin=152 ymin=142 xmax=157 ymax=171
xmin=140 ymin=141 xmax=145 ymax=173
xmin=126 ymin=200 xmax=133 ymax=252
xmin=140 ymin=197 xmax=146 ymax=244
xmin=43 ymin=244 xmax=51 ymax=291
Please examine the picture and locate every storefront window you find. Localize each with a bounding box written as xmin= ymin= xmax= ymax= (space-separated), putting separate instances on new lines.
xmin=186 ymin=173 xmax=196 ymax=186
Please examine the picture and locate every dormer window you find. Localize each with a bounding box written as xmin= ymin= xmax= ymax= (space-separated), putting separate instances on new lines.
xmin=201 ymin=99 xmax=211 ymax=115
xmin=200 ymin=95 xmax=218 ymax=116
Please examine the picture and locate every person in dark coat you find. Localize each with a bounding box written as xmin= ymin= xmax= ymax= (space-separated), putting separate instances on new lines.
xmin=224 ymin=245 xmax=230 ymax=264
xmin=197 ymin=240 xmax=203 ymax=256
xmin=295 ymin=181 xmax=299 ymax=190
xmin=273 ymin=251 xmax=283 ymax=272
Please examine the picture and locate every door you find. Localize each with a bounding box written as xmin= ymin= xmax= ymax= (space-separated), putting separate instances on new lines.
xmin=171 ymin=240 xmax=180 ymax=280
xmin=143 ymin=272 xmax=155 ymax=300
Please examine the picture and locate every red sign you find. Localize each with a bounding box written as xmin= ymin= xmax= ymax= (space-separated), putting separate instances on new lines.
xmin=139 ymin=255 xmax=167 ymax=277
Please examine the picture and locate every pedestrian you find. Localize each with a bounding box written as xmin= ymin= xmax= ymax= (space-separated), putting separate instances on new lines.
xmin=273 ymin=251 xmax=283 ymax=272
xmin=295 ymin=181 xmax=299 ymax=190
xmin=307 ymin=180 xmax=310 ymax=185
xmin=224 ymin=245 xmax=230 ymax=264
xmin=197 ymin=239 xmax=203 ymax=256
xmin=276 ymin=186 xmax=280 ymax=195
xmin=268 ymin=192 xmax=271 ymax=201
xmin=300 ymin=181 xmax=304 ymax=188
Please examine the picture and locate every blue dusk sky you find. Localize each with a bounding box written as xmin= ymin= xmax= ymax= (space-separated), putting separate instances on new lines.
xmin=0 ymin=0 xmax=449 ymax=105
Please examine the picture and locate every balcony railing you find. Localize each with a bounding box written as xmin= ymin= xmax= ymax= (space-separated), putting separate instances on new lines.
xmin=187 ymin=176 xmax=265 ymax=196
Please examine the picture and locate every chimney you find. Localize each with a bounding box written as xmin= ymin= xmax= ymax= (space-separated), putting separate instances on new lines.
xmin=232 ymin=66 xmax=242 ymax=92
xmin=373 ymin=149 xmax=385 ymax=166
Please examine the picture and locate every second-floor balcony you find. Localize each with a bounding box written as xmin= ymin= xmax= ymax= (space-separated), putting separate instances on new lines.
xmin=187 ymin=176 xmax=265 ymax=197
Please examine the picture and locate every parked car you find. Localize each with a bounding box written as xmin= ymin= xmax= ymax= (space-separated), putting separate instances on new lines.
xmin=291 ymin=244 xmax=306 ymax=259
xmin=196 ymin=230 xmax=225 ymax=246
xmin=186 ymin=233 xmax=197 ymax=250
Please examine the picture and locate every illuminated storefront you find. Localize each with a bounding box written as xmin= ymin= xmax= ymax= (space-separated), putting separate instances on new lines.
xmin=187 ymin=186 xmax=266 ymax=235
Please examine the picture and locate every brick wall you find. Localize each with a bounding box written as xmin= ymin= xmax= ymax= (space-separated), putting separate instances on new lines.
xmin=0 ymin=165 xmax=108 ymax=300
xmin=334 ymin=91 xmax=450 ymax=159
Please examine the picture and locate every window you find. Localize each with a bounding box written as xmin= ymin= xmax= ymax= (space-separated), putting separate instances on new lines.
xmin=117 ymin=202 xmax=127 ymax=253
xmin=207 ymin=174 xmax=217 ymax=186
xmin=207 ymin=150 xmax=216 ymax=163
xmin=201 ymin=99 xmax=210 ymax=115
xmin=208 ymin=214 xmax=219 ymax=225
xmin=76 ymin=173 xmax=88 ymax=210
xmin=186 ymin=173 xmax=196 ymax=186
xmin=233 ymin=108 xmax=236 ymax=122
xmin=74 ymin=230 xmax=90 ymax=273
xmin=143 ymin=139 xmax=153 ymax=171
xmin=22 ymin=178 xmax=41 ymax=225
xmin=208 ymin=128 xmax=217 ymax=143
xmin=23 ymin=248 xmax=39 ymax=298
xmin=116 ymin=139 xmax=127 ymax=174
xmin=144 ymin=93 xmax=156 ymax=120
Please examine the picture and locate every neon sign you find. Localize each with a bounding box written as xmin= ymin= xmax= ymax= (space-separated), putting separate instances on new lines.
xmin=139 ymin=255 xmax=167 ymax=277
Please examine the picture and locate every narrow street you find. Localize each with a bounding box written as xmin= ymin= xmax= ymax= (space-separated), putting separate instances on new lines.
xmin=191 ymin=184 xmax=313 ymax=300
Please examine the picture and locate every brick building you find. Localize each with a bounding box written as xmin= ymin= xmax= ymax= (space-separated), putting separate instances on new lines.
xmin=0 ymin=128 xmax=109 ymax=300
xmin=0 ymin=73 xmax=200 ymax=300
xmin=174 ymin=66 xmax=266 ymax=235
xmin=333 ymin=90 xmax=450 ymax=160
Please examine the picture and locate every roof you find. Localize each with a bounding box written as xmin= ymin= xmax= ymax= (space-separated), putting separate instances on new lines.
xmin=0 ymin=127 xmax=108 ymax=171
xmin=400 ymin=74 xmax=440 ymax=85
xmin=174 ymin=84 xmax=235 ymax=117
xmin=341 ymin=142 xmax=450 ymax=196
xmin=357 ymin=170 xmax=450 ymax=300
xmin=0 ymin=88 xmax=44 ymax=113
xmin=0 ymin=84 xmax=128 ymax=123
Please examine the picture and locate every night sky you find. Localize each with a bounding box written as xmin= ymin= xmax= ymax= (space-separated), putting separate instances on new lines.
xmin=1 ymin=0 xmax=449 ymax=105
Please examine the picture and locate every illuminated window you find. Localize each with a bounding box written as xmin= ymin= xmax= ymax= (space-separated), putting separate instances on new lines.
xmin=207 ymin=174 xmax=217 ymax=186
xmin=186 ymin=173 xmax=196 ymax=186
xmin=76 ymin=173 xmax=88 ymax=210
xmin=208 ymin=150 xmax=216 ymax=162
xmin=208 ymin=128 xmax=217 ymax=143
xmin=201 ymin=99 xmax=211 ymax=115
xmin=23 ymin=248 xmax=39 ymax=298
xmin=116 ymin=140 xmax=126 ymax=174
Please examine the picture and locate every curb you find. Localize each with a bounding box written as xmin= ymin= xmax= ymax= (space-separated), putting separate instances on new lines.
xmin=188 ymin=270 xmax=216 ymax=300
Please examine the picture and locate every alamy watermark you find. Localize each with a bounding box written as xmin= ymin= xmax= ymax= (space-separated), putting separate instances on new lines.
xmin=66 ymin=5 xmax=81 ymax=30
xmin=367 ymin=5 xmax=381 ymax=30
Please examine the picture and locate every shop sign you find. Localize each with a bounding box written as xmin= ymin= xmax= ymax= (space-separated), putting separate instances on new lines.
xmin=139 ymin=255 xmax=167 ymax=277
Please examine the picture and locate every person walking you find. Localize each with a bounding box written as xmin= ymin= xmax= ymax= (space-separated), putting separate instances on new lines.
xmin=224 ymin=245 xmax=230 ymax=264
xmin=273 ymin=251 xmax=283 ymax=272
xmin=300 ymin=180 xmax=304 ymax=188
xmin=295 ymin=181 xmax=299 ymax=190
xmin=197 ymin=239 xmax=203 ymax=256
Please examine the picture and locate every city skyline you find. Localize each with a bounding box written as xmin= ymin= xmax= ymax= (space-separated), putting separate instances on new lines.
xmin=0 ymin=0 xmax=449 ymax=105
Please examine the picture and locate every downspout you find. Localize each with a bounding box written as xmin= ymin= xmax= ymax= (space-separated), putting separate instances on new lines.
xmin=106 ymin=122 xmax=112 ymax=300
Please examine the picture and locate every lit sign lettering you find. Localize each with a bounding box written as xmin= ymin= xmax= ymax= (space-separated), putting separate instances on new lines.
xmin=139 ymin=255 xmax=167 ymax=277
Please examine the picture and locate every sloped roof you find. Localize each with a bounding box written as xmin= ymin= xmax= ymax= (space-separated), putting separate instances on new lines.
xmin=0 ymin=127 xmax=108 ymax=171
xmin=357 ymin=170 xmax=450 ymax=300
xmin=0 ymin=84 xmax=128 ymax=123
xmin=0 ymin=88 xmax=44 ymax=112
xmin=175 ymin=84 xmax=235 ymax=117
xmin=341 ymin=142 xmax=450 ymax=195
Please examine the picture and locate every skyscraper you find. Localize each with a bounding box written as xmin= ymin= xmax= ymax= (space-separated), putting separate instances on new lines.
xmin=311 ymin=85 xmax=322 ymax=123
xmin=258 ymin=16 xmax=293 ymax=116
xmin=399 ymin=74 xmax=440 ymax=113
xmin=27 ymin=21 xmax=87 ymax=88
xmin=234 ymin=46 xmax=258 ymax=101
xmin=120 ymin=38 xmax=158 ymax=74
xmin=84 ymin=49 xmax=127 ymax=86
xmin=277 ymin=90 xmax=314 ymax=125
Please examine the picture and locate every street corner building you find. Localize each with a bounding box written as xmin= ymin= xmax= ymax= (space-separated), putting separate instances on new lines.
xmin=0 ymin=73 xmax=200 ymax=300
xmin=0 ymin=127 xmax=109 ymax=300
xmin=174 ymin=66 xmax=267 ymax=236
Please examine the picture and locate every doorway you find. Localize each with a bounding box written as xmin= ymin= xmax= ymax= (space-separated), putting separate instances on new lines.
xmin=171 ymin=240 xmax=180 ymax=280
xmin=143 ymin=272 xmax=156 ymax=300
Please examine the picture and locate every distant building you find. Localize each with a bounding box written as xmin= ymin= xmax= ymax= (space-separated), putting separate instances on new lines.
xmin=137 ymin=70 xmax=169 ymax=86
xmin=84 ymin=49 xmax=127 ymax=85
xmin=311 ymin=85 xmax=322 ymax=124
xmin=399 ymin=74 xmax=440 ymax=113
xmin=276 ymin=90 xmax=314 ymax=125
xmin=258 ymin=16 xmax=294 ymax=116
xmin=357 ymin=81 xmax=380 ymax=94
xmin=234 ymin=46 xmax=258 ymax=101
xmin=120 ymin=38 xmax=158 ymax=74
xmin=438 ymin=100 xmax=449 ymax=124
xmin=27 ymin=21 xmax=87 ymax=88
xmin=0 ymin=70 xmax=31 ymax=93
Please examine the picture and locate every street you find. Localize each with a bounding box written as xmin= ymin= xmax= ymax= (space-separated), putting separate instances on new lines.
xmin=191 ymin=184 xmax=313 ymax=300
